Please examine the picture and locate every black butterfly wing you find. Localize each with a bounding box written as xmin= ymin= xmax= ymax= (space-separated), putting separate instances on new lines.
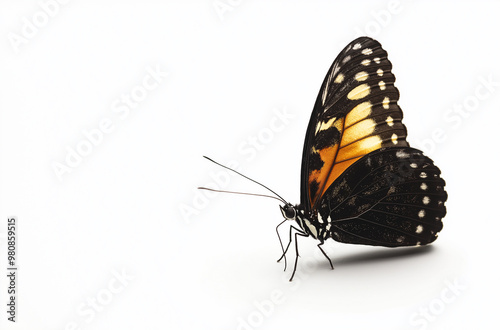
xmin=300 ymin=37 xmax=408 ymax=213
xmin=299 ymin=37 xmax=447 ymax=246
xmin=314 ymin=147 xmax=447 ymax=246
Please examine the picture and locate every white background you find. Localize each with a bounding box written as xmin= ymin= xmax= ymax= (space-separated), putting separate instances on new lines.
xmin=1 ymin=1 xmax=499 ymax=329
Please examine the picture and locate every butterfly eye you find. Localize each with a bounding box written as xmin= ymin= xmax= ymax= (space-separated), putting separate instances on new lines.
xmin=280 ymin=205 xmax=296 ymax=220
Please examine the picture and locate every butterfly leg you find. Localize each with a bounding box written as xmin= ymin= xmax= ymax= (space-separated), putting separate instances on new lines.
xmin=289 ymin=231 xmax=309 ymax=282
xmin=277 ymin=225 xmax=303 ymax=271
xmin=275 ymin=220 xmax=288 ymax=270
xmin=317 ymin=242 xmax=334 ymax=270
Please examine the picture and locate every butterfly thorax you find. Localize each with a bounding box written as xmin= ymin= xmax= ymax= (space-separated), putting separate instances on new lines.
xmin=293 ymin=206 xmax=332 ymax=242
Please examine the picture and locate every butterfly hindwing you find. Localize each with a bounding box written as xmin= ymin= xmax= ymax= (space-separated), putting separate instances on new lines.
xmin=301 ymin=37 xmax=409 ymax=211
xmin=314 ymin=147 xmax=447 ymax=246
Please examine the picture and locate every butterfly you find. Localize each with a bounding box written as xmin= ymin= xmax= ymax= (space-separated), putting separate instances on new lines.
xmin=203 ymin=36 xmax=447 ymax=281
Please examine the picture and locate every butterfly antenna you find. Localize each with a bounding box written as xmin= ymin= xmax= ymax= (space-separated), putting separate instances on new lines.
xmin=197 ymin=187 xmax=284 ymax=202
xmin=202 ymin=156 xmax=288 ymax=204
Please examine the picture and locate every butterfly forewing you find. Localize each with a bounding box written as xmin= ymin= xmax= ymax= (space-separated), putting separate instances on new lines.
xmin=301 ymin=37 xmax=409 ymax=211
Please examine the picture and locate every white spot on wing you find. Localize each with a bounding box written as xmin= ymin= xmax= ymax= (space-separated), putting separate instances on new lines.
xmin=423 ymin=196 xmax=430 ymax=205
xmin=391 ymin=133 xmax=398 ymax=144
xmin=347 ymin=84 xmax=370 ymax=100
xmin=386 ymin=116 xmax=394 ymax=126
xmin=317 ymin=117 xmax=336 ymax=133
xmin=379 ymin=80 xmax=386 ymax=90
xmin=361 ymin=59 xmax=370 ymax=66
xmin=396 ymin=150 xmax=409 ymax=158
xmin=334 ymin=73 xmax=344 ymax=83
xmin=353 ymin=43 xmax=361 ymax=50
xmin=374 ymin=57 xmax=381 ymax=64
xmin=354 ymin=71 xmax=369 ymax=81
xmin=421 ymin=183 xmax=428 ymax=190
xmin=416 ymin=225 xmax=423 ymax=233
xmin=418 ymin=210 xmax=426 ymax=218
xmin=377 ymin=68 xmax=383 ymax=76
xmin=382 ymin=97 xmax=390 ymax=109
xmin=362 ymin=48 xmax=373 ymax=55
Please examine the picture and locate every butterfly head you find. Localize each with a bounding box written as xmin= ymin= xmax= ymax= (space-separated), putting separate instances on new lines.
xmin=280 ymin=203 xmax=297 ymax=221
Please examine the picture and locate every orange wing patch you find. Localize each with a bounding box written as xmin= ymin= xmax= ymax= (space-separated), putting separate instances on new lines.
xmin=308 ymin=115 xmax=383 ymax=206
xmin=308 ymin=145 xmax=339 ymax=201
xmin=308 ymin=90 xmax=408 ymax=208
